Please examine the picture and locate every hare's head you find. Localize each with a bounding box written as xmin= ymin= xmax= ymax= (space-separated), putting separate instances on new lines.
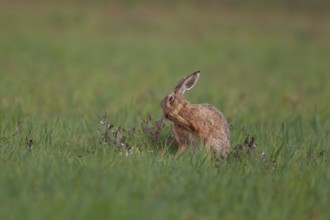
xmin=161 ymin=71 xmax=200 ymax=119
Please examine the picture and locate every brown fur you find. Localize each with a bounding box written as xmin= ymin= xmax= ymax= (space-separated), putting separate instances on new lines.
xmin=160 ymin=71 xmax=230 ymax=157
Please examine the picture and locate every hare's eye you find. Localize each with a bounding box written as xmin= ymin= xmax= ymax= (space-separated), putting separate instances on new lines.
xmin=168 ymin=96 xmax=174 ymax=102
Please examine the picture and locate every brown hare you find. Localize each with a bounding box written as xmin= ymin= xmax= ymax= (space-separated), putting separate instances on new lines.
xmin=161 ymin=71 xmax=230 ymax=157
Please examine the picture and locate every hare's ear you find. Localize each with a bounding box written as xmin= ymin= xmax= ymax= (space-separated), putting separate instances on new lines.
xmin=174 ymin=71 xmax=200 ymax=95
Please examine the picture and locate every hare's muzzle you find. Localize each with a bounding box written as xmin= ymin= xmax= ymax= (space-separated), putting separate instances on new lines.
xmin=164 ymin=112 xmax=169 ymax=119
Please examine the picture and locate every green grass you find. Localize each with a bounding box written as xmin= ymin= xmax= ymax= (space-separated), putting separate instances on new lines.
xmin=0 ymin=1 xmax=330 ymax=219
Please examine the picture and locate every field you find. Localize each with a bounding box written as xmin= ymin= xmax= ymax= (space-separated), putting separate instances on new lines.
xmin=0 ymin=1 xmax=330 ymax=219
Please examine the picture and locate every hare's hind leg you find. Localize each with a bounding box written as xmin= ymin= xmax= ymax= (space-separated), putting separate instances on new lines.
xmin=172 ymin=124 xmax=190 ymax=156
xmin=205 ymin=138 xmax=230 ymax=159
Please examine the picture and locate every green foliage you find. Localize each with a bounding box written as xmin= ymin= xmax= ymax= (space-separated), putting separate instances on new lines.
xmin=0 ymin=1 xmax=329 ymax=220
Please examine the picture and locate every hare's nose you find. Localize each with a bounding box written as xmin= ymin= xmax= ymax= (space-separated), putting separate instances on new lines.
xmin=164 ymin=113 xmax=169 ymax=119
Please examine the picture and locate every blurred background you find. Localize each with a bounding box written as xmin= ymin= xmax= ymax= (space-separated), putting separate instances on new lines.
xmin=1 ymin=0 xmax=329 ymax=126
xmin=1 ymin=2 xmax=330 ymax=219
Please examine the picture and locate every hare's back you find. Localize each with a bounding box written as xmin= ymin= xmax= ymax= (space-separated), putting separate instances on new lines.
xmin=200 ymin=104 xmax=226 ymax=119
xmin=200 ymin=103 xmax=229 ymax=127
xmin=200 ymin=103 xmax=230 ymax=140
